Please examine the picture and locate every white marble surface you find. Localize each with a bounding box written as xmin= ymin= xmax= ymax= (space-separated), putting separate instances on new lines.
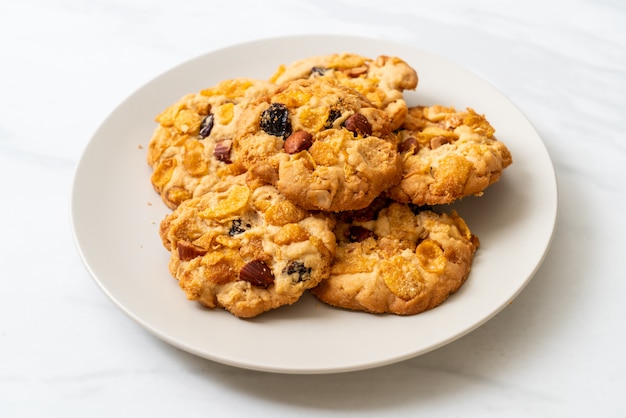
xmin=1 ymin=0 xmax=625 ymax=416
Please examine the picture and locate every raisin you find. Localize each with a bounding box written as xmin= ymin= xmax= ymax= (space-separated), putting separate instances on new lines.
xmin=260 ymin=103 xmax=292 ymax=138
xmin=228 ymin=219 xmax=250 ymax=236
xmin=282 ymin=260 xmax=311 ymax=283
xmin=324 ymin=108 xmax=342 ymax=129
xmin=199 ymin=114 xmax=215 ymax=138
xmin=310 ymin=66 xmax=328 ymax=76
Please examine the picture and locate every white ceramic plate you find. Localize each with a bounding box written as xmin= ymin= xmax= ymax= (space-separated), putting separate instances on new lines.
xmin=71 ymin=35 xmax=557 ymax=374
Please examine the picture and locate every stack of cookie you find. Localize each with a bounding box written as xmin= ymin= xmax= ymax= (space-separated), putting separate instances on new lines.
xmin=147 ymin=53 xmax=512 ymax=318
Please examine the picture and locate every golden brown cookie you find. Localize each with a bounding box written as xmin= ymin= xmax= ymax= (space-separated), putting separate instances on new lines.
xmin=233 ymin=77 xmax=402 ymax=212
xmin=310 ymin=198 xmax=479 ymax=315
xmin=159 ymin=175 xmax=336 ymax=318
xmin=270 ymin=53 xmax=418 ymax=130
xmin=387 ymin=105 xmax=513 ymax=206
xmin=147 ymin=78 xmax=277 ymax=209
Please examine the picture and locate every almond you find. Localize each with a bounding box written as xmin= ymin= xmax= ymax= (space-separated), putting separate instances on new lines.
xmin=399 ymin=137 xmax=419 ymax=154
xmin=430 ymin=136 xmax=452 ymax=149
xmin=284 ymin=130 xmax=313 ymax=154
xmin=177 ymin=240 xmax=208 ymax=261
xmin=214 ymin=139 xmax=233 ymax=163
xmin=239 ymin=260 xmax=274 ymax=288
xmin=343 ymin=113 xmax=372 ymax=137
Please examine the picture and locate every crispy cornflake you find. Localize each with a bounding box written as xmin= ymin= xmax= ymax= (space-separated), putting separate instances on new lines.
xmin=327 ymin=53 xmax=369 ymax=70
xmin=451 ymin=210 xmax=473 ymax=241
xmin=382 ymin=256 xmax=423 ymax=300
xmin=273 ymin=88 xmax=312 ymax=108
xmin=151 ymin=158 xmax=176 ymax=191
xmin=264 ymin=200 xmax=309 ymax=226
xmin=415 ymin=239 xmax=446 ymax=274
xmin=165 ymin=186 xmax=192 ymax=207
xmin=269 ymin=64 xmax=286 ymax=83
xmin=298 ymin=106 xmax=328 ymax=131
xmin=308 ymin=137 xmax=341 ymax=166
xmin=173 ymin=109 xmax=204 ymax=135
xmin=330 ymin=240 xmax=378 ymax=275
xmin=198 ymin=250 xmax=242 ymax=284
xmin=199 ymin=185 xmax=251 ymax=220
xmin=200 ymin=79 xmax=254 ymax=99
xmin=181 ymin=141 xmax=208 ymax=176
xmin=273 ymin=223 xmax=310 ymax=245
xmin=215 ymin=102 xmax=235 ymax=125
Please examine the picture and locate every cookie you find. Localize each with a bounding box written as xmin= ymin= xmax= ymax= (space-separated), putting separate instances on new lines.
xmin=387 ymin=105 xmax=513 ymax=206
xmin=147 ymin=78 xmax=277 ymax=209
xmin=159 ymin=175 xmax=337 ymax=318
xmin=234 ymin=77 xmax=403 ymax=212
xmin=271 ymin=53 xmax=418 ymax=131
xmin=310 ymin=198 xmax=479 ymax=315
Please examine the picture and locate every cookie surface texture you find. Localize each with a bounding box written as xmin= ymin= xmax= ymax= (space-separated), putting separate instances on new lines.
xmin=234 ymin=77 xmax=402 ymax=212
xmin=147 ymin=78 xmax=277 ymax=209
xmin=271 ymin=53 xmax=418 ymax=131
xmin=310 ymin=199 xmax=479 ymax=315
xmin=159 ymin=176 xmax=336 ymax=318
xmin=388 ymin=105 xmax=513 ymax=206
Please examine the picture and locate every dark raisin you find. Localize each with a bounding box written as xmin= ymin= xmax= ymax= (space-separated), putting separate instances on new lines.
xmin=260 ymin=103 xmax=292 ymax=138
xmin=310 ymin=66 xmax=328 ymax=76
xmin=199 ymin=114 xmax=215 ymax=138
xmin=228 ymin=219 xmax=250 ymax=236
xmin=348 ymin=226 xmax=374 ymax=242
xmin=324 ymin=108 xmax=342 ymax=129
xmin=282 ymin=260 xmax=311 ymax=283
